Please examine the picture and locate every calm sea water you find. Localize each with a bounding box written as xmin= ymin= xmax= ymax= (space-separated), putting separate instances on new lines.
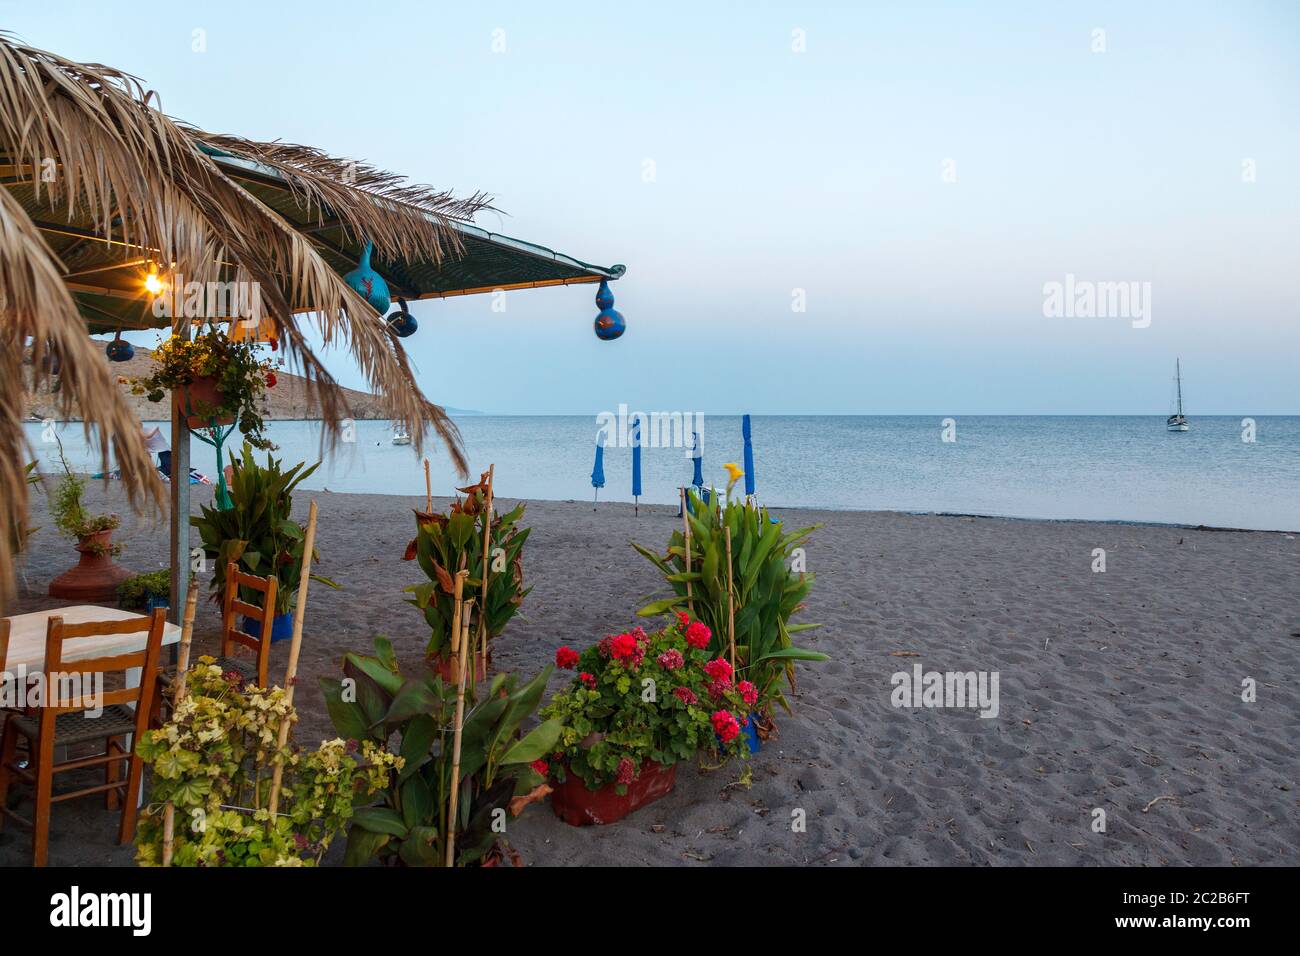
xmin=25 ymin=416 xmax=1300 ymax=531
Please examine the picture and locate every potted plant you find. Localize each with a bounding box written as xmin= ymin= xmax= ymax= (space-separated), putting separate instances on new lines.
xmin=320 ymin=637 xmax=559 ymax=866
xmin=46 ymin=459 xmax=132 ymax=602
xmin=540 ymin=614 xmax=753 ymax=826
xmin=633 ymin=486 xmax=827 ymax=743
xmin=127 ymin=327 xmax=276 ymax=449
xmin=117 ymin=569 xmax=172 ymax=613
xmin=190 ymin=444 xmax=338 ymax=640
xmin=402 ymin=475 xmax=531 ymax=681
xmin=134 ymin=659 xmax=401 ymax=866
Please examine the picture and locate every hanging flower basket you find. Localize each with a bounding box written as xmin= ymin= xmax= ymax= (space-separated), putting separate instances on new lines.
xmin=176 ymin=374 xmax=235 ymax=428
xmin=550 ymin=759 xmax=677 ymax=827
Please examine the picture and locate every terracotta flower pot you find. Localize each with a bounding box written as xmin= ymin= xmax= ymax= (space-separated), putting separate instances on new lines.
xmin=48 ymin=530 xmax=132 ymax=602
xmin=176 ymin=374 xmax=234 ymax=428
xmin=431 ymin=648 xmax=490 ymax=684
xmin=550 ymin=759 xmax=677 ymax=826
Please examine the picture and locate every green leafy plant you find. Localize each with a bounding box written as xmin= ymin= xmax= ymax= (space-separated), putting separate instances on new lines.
xmin=541 ymin=614 xmax=752 ymax=792
xmin=402 ymin=474 xmax=531 ymax=661
xmin=117 ymin=569 xmax=171 ymax=610
xmin=632 ymin=490 xmax=826 ymax=722
xmin=135 ymin=659 xmax=401 ymax=866
xmin=127 ymin=328 xmax=276 ymax=449
xmin=320 ymin=636 xmax=559 ymax=866
xmin=48 ymin=454 xmax=122 ymax=555
xmin=190 ymin=444 xmax=337 ymax=615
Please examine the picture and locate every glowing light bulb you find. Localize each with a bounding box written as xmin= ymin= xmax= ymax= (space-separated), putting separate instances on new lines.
xmin=144 ymin=272 xmax=163 ymax=295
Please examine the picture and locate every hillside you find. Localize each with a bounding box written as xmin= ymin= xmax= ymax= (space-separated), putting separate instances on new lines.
xmin=23 ymin=344 xmax=473 ymax=421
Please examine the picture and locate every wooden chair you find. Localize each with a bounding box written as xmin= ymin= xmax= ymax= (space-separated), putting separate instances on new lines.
xmin=217 ymin=561 xmax=277 ymax=688
xmin=0 ymin=608 xmax=166 ymax=866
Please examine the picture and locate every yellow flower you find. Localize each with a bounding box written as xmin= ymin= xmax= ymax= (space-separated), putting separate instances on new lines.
xmin=723 ymin=462 xmax=744 ymax=484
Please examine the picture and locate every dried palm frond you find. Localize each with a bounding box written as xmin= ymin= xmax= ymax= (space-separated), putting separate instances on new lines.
xmin=0 ymin=186 xmax=164 ymax=607
xmin=1 ymin=34 xmax=484 ymax=603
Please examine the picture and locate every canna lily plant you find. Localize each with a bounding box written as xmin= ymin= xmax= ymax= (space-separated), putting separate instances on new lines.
xmin=402 ymin=475 xmax=531 ymax=663
xmin=632 ymin=490 xmax=826 ymax=731
xmin=320 ymin=637 xmax=559 ymax=866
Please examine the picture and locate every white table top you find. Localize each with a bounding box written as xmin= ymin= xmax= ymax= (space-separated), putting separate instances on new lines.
xmin=3 ymin=605 xmax=182 ymax=673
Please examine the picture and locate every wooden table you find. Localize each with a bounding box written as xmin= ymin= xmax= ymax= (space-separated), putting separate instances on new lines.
xmin=3 ymin=605 xmax=182 ymax=674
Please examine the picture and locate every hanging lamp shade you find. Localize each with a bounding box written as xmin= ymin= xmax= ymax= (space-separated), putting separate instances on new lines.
xmin=387 ymin=297 xmax=418 ymax=337
xmin=105 ymin=329 xmax=134 ymax=362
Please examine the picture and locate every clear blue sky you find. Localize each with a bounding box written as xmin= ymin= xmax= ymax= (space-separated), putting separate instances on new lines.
xmin=9 ymin=0 xmax=1298 ymax=413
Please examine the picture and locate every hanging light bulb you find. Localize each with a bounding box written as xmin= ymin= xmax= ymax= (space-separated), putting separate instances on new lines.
xmin=144 ymin=271 xmax=164 ymax=296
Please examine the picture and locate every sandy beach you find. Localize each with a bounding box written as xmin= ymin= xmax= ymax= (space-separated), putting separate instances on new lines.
xmin=3 ymin=482 xmax=1297 ymax=866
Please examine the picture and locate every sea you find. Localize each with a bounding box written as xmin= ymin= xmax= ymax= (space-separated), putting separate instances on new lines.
xmin=23 ymin=415 xmax=1300 ymax=532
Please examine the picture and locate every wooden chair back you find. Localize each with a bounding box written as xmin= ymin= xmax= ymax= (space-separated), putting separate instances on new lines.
xmin=40 ymin=608 xmax=167 ymax=722
xmin=220 ymin=561 xmax=277 ymax=687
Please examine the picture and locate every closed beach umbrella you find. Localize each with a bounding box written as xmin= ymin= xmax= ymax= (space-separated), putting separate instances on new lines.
xmin=591 ymin=436 xmax=606 ymax=509
xmin=631 ymin=415 xmax=643 ymax=515
xmin=742 ymin=414 xmax=756 ymax=497
xmin=691 ymin=431 xmax=704 ymax=490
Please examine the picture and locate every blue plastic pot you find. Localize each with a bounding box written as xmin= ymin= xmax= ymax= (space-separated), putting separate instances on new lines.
xmin=144 ymin=594 xmax=170 ymax=614
xmin=717 ymin=712 xmax=762 ymax=754
xmin=240 ymin=612 xmax=295 ymax=643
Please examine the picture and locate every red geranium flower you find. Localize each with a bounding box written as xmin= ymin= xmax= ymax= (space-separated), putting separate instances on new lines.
xmin=676 ymin=611 xmax=690 ymax=629
xmin=712 ymin=710 xmax=741 ymax=744
xmin=672 ymin=686 xmax=698 ymax=705
xmin=704 ymin=658 xmax=733 ymax=683
xmin=738 ymin=680 xmax=758 ymax=706
xmin=657 ymin=649 xmax=684 ymax=670
xmin=685 ymin=621 xmax=712 ymax=649
xmin=616 ymin=757 xmax=636 ymax=785
xmin=555 ymin=646 xmax=580 ymax=669
xmin=610 ymin=632 xmax=638 ymax=661
xmin=580 ymin=671 xmax=597 ymax=688
xmin=531 ymin=759 xmax=549 ymax=776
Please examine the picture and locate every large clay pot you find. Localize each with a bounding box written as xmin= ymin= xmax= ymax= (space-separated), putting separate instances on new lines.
xmin=176 ymin=375 xmax=234 ymax=428
xmin=550 ymin=759 xmax=677 ymax=826
xmin=431 ymin=648 xmax=490 ymax=684
xmin=48 ymin=530 xmax=132 ymax=602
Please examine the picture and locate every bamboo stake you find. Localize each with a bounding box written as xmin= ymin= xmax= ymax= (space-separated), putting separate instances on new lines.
xmin=725 ymin=525 xmax=736 ymax=671
xmin=424 ymin=457 xmax=432 ymax=513
xmin=681 ymin=487 xmax=694 ymax=616
xmin=161 ymin=579 xmax=200 ymax=867
xmin=445 ymin=602 xmax=474 ymax=867
xmin=476 ymin=465 xmax=495 ymax=683
xmin=265 ymin=500 xmax=319 ymax=827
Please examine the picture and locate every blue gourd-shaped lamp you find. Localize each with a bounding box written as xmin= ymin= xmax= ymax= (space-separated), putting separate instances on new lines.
xmin=344 ymin=240 xmax=391 ymax=314
xmin=387 ymin=297 xmax=418 ymax=337
xmin=593 ymin=279 xmax=625 ymax=341
xmin=105 ymin=329 xmax=135 ymax=362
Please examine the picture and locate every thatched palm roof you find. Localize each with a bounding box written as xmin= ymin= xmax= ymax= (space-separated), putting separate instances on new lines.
xmin=0 ymin=35 xmax=623 ymax=606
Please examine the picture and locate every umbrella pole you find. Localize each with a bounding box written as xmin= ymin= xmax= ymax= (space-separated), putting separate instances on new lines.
xmin=593 ymin=488 xmax=598 ymax=510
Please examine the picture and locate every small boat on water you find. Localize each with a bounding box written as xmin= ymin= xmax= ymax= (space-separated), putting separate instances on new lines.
xmin=392 ymin=428 xmax=412 ymax=446
xmin=1167 ymin=359 xmax=1189 ymax=432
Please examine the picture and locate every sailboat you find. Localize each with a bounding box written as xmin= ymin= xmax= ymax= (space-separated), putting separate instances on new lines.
xmin=391 ymin=421 xmax=412 ymax=445
xmin=1166 ymin=359 xmax=1189 ymax=432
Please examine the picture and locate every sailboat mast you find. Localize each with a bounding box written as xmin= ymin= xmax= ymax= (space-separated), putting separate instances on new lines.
xmin=1175 ymin=359 xmax=1183 ymax=417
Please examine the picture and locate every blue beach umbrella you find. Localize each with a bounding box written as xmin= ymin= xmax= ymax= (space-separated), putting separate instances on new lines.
xmin=742 ymin=414 xmax=756 ymax=498
xmin=631 ymin=415 xmax=643 ymax=515
xmin=591 ymin=436 xmax=606 ymax=509
xmin=685 ymin=430 xmax=704 ymax=515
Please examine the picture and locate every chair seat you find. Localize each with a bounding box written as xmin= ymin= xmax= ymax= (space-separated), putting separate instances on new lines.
xmin=11 ymin=704 xmax=138 ymax=744
xmin=214 ymin=656 xmax=257 ymax=683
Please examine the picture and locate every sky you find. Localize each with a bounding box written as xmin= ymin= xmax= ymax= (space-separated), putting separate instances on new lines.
xmin=7 ymin=0 xmax=1298 ymax=414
